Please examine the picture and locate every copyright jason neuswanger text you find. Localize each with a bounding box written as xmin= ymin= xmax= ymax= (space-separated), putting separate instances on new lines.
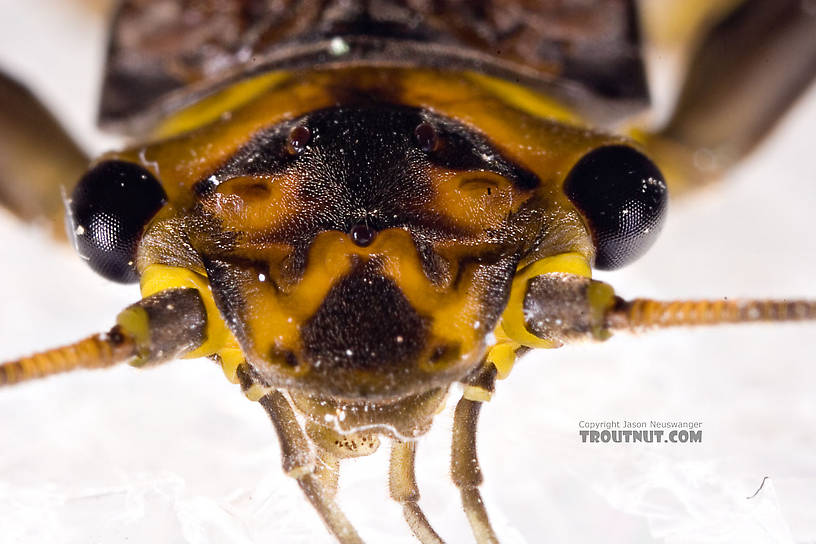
xmin=578 ymin=420 xmax=703 ymax=444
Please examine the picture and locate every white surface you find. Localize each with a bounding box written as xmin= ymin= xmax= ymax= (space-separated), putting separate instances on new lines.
xmin=1 ymin=2 xmax=816 ymax=544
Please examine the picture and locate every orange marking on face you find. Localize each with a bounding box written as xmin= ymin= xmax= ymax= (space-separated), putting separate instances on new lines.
xmin=425 ymin=169 xmax=529 ymax=233
xmin=202 ymin=174 xmax=303 ymax=233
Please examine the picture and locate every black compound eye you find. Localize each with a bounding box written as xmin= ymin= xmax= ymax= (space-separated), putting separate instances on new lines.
xmin=68 ymin=160 xmax=167 ymax=283
xmin=563 ymin=145 xmax=667 ymax=270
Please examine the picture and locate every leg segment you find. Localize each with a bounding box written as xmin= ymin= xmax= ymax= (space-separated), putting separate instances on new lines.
xmin=304 ymin=419 xmax=379 ymax=499
xmin=257 ymin=390 xmax=364 ymax=544
xmin=451 ymin=365 xmax=500 ymax=544
xmin=389 ymin=440 xmax=445 ymax=544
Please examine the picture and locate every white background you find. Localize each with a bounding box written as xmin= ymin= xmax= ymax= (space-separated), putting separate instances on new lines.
xmin=0 ymin=1 xmax=815 ymax=543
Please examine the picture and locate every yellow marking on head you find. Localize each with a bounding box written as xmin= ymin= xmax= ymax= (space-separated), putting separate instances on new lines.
xmin=203 ymin=174 xmax=302 ymax=233
xmin=241 ymin=230 xmax=451 ymax=347
xmin=394 ymin=68 xmax=617 ymax=264
xmin=105 ymin=72 xmax=339 ymax=207
xmin=239 ymin=231 xmax=356 ymax=362
xmin=486 ymin=252 xmax=592 ymax=380
xmin=140 ymin=264 xmax=237 ymax=360
xmin=379 ymin=245 xmax=483 ymax=373
xmin=426 ymin=169 xmax=526 ymax=233
xmin=501 ymin=252 xmax=591 ymax=349
xmin=462 ymin=72 xmax=580 ymax=126
xmin=232 ymin=229 xmax=489 ymax=381
xmin=114 ymin=306 xmax=151 ymax=367
xmin=105 ymin=66 xmax=624 ymax=233
xmin=154 ymin=72 xmax=291 ymax=139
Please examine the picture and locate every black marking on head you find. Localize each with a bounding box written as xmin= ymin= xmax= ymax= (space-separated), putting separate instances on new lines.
xmin=192 ymin=103 xmax=542 ymax=292
xmin=427 ymin=114 xmax=539 ymax=190
xmin=269 ymin=346 xmax=302 ymax=370
xmin=193 ymin=102 xmax=541 ymax=300
xmin=428 ymin=343 xmax=461 ymax=367
xmin=192 ymin=179 xmax=212 ymax=197
xmin=412 ymin=237 xmax=454 ymax=287
xmin=200 ymin=255 xmax=252 ymax=338
xmin=203 ymin=104 xmax=538 ymax=203
xmin=196 ymin=125 xmax=298 ymax=196
xmin=301 ymin=263 xmax=429 ymax=372
xmin=191 ymin=104 xmax=542 ymax=313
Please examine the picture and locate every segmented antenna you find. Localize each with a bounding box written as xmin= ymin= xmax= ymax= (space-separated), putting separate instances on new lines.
xmin=608 ymin=298 xmax=816 ymax=332
xmin=0 ymin=326 xmax=137 ymax=386
xmin=0 ymin=288 xmax=208 ymax=387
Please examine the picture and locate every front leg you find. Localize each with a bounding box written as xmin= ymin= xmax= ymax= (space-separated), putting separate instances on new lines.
xmin=451 ymin=363 xmax=500 ymax=544
xmin=236 ymin=366 xmax=364 ymax=544
xmin=389 ymin=440 xmax=445 ymax=544
xmin=260 ymin=389 xmax=365 ymax=544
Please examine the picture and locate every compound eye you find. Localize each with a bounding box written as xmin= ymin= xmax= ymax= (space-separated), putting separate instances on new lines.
xmin=563 ymin=145 xmax=667 ymax=270
xmin=69 ymin=160 xmax=167 ymax=283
